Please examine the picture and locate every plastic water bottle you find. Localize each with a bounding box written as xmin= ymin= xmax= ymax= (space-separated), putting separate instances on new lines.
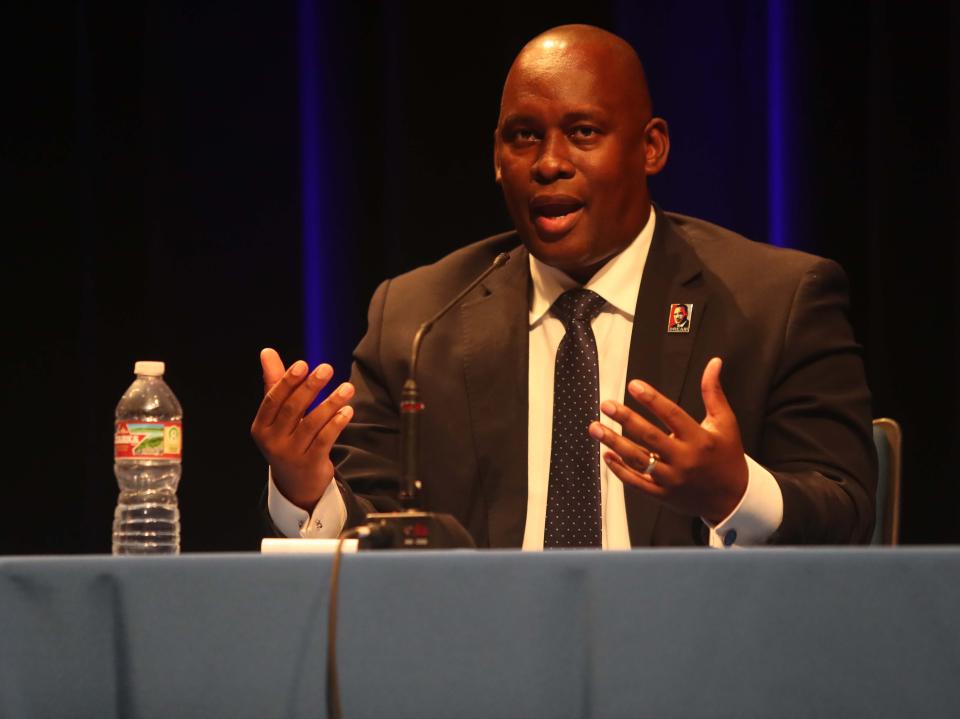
xmin=112 ymin=361 xmax=183 ymax=554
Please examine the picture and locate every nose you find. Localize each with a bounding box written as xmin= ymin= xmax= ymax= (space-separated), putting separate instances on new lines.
xmin=532 ymin=131 xmax=574 ymax=184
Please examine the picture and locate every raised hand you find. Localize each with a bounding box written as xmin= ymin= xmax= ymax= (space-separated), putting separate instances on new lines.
xmin=250 ymin=348 xmax=355 ymax=511
xmin=588 ymin=357 xmax=748 ymax=523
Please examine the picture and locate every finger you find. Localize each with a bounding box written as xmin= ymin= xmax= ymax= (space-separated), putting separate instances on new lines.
xmin=603 ymin=451 xmax=669 ymax=499
xmin=272 ymin=363 xmax=336 ymax=434
xmin=252 ymin=359 xmax=311 ymax=428
xmin=293 ymin=381 xmax=356 ymax=453
xmin=625 ymin=379 xmax=701 ymax=438
xmin=260 ymin=347 xmax=286 ymax=396
xmin=308 ymin=403 xmax=354 ymax=457
xmin=589 ymin=421 xmax=660 ymax=472
xmin=700 ymin=357 xmax=732 ymax=420
xmin=598 ymin=400 xmax=681 ymax=461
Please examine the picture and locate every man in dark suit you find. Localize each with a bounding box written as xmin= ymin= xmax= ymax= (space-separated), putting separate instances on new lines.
xmin=251 ymin=25 xmax=876 ymax=547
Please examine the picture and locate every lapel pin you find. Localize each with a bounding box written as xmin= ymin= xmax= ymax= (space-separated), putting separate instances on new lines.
xmin=667 ymin=303 xmax=693 ymax=333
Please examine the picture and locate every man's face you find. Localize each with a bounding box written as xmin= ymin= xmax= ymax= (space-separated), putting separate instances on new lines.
xmin=494 ymin=43 xmax=656 ymax=282
xmin=673 ymin=305 xmax=687 ymax=325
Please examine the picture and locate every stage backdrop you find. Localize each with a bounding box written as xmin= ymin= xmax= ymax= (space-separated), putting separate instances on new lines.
xmin=4 ymin=1 xmax=958 ymax=552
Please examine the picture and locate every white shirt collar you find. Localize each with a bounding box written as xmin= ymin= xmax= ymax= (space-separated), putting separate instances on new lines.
xmin=528 ymin=207 xmax=657 ymax=326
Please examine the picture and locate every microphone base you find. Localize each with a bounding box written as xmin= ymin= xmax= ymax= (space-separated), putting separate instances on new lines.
xmin=360 ymin=511 xmax=476 ymax=550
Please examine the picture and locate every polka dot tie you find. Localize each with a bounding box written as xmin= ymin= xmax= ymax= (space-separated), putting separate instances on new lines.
xmin=544 ymin=288 xmax=606 ymax=549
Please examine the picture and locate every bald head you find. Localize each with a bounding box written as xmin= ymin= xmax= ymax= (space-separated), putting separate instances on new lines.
xmin=502 ymin=25 xmax=653 ymax=127
xmin=493 ymin=25 xmax=669 ymax=282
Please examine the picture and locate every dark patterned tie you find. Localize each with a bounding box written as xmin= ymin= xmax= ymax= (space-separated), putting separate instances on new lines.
xmin=544 ymin=288 xmax=606 ymax=548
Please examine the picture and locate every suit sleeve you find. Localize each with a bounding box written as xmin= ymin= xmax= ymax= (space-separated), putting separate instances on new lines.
xmin=762 ymin=258 xmax=877 ymax=544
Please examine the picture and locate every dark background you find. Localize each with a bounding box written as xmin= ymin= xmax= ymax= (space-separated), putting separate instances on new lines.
xmin=3 ymin=1 xmax=958 ymax=553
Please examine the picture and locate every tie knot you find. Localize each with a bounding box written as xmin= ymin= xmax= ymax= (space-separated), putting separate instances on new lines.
xmin=551 ymin=289 xmax=606 ymax=327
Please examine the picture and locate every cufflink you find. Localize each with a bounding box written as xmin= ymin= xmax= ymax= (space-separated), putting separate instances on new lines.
xmin=723 ymin=529 xmax=737 ymax=547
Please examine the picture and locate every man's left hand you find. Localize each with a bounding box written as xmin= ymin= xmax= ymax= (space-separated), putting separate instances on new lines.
xmin=588 ymin=357 xmax=748 ymax=523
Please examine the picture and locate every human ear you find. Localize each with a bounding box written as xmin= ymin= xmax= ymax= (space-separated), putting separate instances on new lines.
xmin=493 ymin=128 xmax=503 ymax=184
xmin=643 ymin=117 xmax=670 ymax=176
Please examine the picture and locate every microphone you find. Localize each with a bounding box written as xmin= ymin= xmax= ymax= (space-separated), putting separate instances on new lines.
xmin=359 ymin=251 xmax=510 ymax=550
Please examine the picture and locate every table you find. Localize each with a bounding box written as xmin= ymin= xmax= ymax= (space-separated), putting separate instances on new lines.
xmin=2 ymin=549 xmax=958 ymax=718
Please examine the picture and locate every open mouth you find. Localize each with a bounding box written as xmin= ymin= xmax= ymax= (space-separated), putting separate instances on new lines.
xmin=530 ymin=195 xmax=585 ymax=237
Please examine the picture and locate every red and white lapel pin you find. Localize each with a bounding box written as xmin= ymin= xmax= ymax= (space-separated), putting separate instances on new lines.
xmin=667 ymin=303 xmax=693 ymax=333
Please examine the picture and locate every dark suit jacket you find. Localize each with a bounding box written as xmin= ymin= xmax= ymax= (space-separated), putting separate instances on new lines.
xmin=331 ymin=211 xmax=877 ymax=546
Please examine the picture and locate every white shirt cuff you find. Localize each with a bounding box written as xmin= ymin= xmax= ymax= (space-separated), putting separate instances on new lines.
xmin=266 ymin=469 xmax=347 ymax=538
xmin=704 ymin=454 xmax=784 ymax=548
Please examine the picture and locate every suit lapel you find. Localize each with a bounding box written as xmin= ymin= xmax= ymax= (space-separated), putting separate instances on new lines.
xmin=460 ymin=244 xmax=530 ymax=547
xmin=624 ymin=213 xmax=708 ymax=546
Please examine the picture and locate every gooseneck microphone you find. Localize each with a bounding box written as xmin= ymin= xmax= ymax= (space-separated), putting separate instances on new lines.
xmin=400 ymin=251 xmax=510 ymax=507
xmin=360 ymin=251 xmax=511 ymax=549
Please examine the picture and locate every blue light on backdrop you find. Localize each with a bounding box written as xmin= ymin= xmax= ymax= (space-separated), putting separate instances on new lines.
xmin=298 ymin=0 xmax=325 ymax=368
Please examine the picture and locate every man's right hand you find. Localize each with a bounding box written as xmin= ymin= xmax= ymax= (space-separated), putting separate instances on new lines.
xmin=250 ymin=348 xmax=355 ymax=511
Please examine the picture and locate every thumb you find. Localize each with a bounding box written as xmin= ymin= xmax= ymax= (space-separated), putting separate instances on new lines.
xmin=700 ymin=357 xmax=732 ymax=420
xmin=260 ymin=347 xmax=286 ymax=396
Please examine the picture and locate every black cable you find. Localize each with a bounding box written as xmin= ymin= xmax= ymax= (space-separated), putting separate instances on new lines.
xmin=326 ymin=528 xmax=362 ymax=719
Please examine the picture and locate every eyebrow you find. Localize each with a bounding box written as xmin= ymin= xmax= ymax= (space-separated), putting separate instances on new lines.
xmin=500 ymin=107 xmax=611 ymax=127
xmin=500 ymin=113 xmax=537 ymax=128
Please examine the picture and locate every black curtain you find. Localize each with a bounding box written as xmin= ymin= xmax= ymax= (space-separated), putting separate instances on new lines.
xmin=3 ymin=0 xmax=958 ymax=553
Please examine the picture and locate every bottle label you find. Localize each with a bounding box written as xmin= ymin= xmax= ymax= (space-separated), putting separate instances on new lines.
xmin=114 ymin=421 xmax=183 ymax=459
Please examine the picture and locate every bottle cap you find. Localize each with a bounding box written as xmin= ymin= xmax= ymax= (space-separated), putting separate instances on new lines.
xmin=134 ymin=361 xmax=165 ymax=376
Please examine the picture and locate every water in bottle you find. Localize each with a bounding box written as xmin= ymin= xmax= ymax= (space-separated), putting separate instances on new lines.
xmin=112 ymin=360 xmax=183 ymax=554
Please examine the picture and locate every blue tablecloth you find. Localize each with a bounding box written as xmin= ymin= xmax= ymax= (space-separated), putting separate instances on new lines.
xmin=1 ymin=549 xmax=958 ymax=718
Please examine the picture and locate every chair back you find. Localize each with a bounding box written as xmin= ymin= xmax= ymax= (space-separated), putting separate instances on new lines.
xmin=871 ymin=418 xmax=902 ymax=545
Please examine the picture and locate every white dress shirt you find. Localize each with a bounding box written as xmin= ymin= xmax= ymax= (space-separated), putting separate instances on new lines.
xmin=269 ymin=208 xmax=784 ymax=547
